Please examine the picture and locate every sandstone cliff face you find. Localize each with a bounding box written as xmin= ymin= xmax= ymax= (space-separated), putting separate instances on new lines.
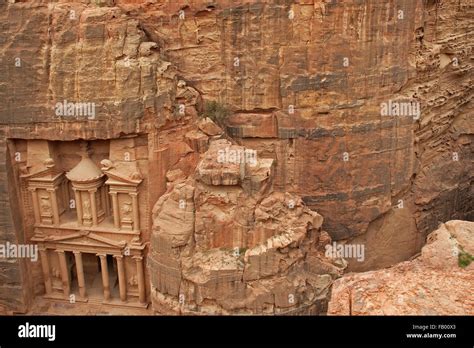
xmin=328 ymin=220 xmax=474 ymax=315
xmin=0 ymin=0 xmax=472 ymax=314
xmin=120 ymin=0 xmax=473 ymax=270
xmin=0 ymin=1 xmax=202 ymax=312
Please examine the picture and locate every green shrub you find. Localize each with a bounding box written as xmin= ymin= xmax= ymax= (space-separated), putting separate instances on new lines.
xmin=458 ymin=248 xmax=474 ymax=268
xmin=200 ymin=101 xmax=231 ymax=129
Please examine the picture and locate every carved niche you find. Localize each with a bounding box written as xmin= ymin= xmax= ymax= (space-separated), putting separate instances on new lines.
xmin=25 ymin=158 xmax=68 ymax=226
xmin=100 ymin=159 xmax=142 ymax=231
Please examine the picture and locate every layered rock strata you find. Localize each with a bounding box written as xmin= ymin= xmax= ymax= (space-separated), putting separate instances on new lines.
xmin=120 ymin=0 xmax=474 ymax=270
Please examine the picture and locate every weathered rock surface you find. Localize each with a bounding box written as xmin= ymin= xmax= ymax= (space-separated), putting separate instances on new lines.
xmin=149 ymin=137 xmax=345 ymax=314
xmin=328 ymin=220 xmax=474 ymax=315
xmin=0 ymin=0 xmax=472 ymax=314
xmin=127 ymin=0 xmax=473 ymax=270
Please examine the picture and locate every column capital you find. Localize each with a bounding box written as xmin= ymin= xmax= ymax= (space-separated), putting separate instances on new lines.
xmin=46 ymin=188 xmax=57 ymax=192
xmin=114 ymin=254 xmax=124 ymax=260
xmin=56 ymin=249 xmax=65 ymax=254
xmin=129 ymin=192 xmax=138 ymax=197
xmin=109 ymin=191 xmax=118 ymax=196
xmin=132 ymin=255 xmax=143 ymax=261
xmin=97 ymin=253 xmax=108 ymax=258
xmin=88 ymin=189 xmax=97 ymax=193
xmin=72 ymin=250 xmax=82 ymax=256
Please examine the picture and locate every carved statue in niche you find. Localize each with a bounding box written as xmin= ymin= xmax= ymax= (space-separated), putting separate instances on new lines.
xmin=120 ymin=201 xmax=133 ymax=230
xmin=128 ymin=275 xmax=138 ymax=287
xmin=51 ymin=267 xmax=60 ymax=278
xmin=121 ymin=201 xmax=132 ymax=218
xmin=50 ymin=267 xmax=62 ymax=290
xmin=83 ymin=199 xmax=91 ymax=219
xmin=40 ymin=196 xmax=51 ymax=213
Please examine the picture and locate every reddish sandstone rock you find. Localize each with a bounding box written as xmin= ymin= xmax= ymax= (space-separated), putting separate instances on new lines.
xmin=328 ymin=220 xmax=474 ymax=315
xmin=0 ymin=0 xmax=472 ymax=315
xmin=165 ymin=168 xmax=185 ymax=183
xmin=185 ymin=129 xmax=209 ymax=154
xmin=196 ymin=139 xmax=253 ymax=186
xmin=131 ymin=0 xmax=473 ymax=269
xmin=149 ymin=138 xmax=345 ymax=314
xmin=227 ymin=113 xmax=278 ymax=138
xmin=197 ymin=117 xmax=224 ymax=137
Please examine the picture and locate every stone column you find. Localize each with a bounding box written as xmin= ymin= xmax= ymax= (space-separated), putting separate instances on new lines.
xmin=73 ymin=251 xmax=87 ymax=298
xmin=61 ymin=181 xmax=68 ymax=212
xmin=29 ymin=188 xmax=41 ymax=224
xmin=57 ymin=250 xmax=70 ymax=297
xmin=133 ymin=256 xmax=146 ymax=304
xmin=98 ymin=254 xmax=110 ymax=301
xmin=73 ymin=189 xmax=83 ymax=226
xmin=89 ymin=190 xmax=98 ymax=226
xmin=102 ymin=187 xmax=109 ymax=216
xmin=130 ymin=192 xmax=139 ymax=231
xmin=115 ymin=255 xmax=127 ymax=302
xmin=39 ymin=247 xmax=52 ymax=295
xmin=48 ymin=188 xmax=60 ymax=225
xmin=110 ymin=192 xmax=120 ymax=229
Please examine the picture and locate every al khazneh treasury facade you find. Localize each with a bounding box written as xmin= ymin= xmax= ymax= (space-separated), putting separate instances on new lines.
xmin=18 ymin=138 xmax=149 ymax=308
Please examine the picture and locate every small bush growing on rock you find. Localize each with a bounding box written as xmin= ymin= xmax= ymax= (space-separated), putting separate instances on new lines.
xmin=200 ymin=101 xmax=231 ymax=129
xmin=458 ymin=247 xmax=474 ymax=268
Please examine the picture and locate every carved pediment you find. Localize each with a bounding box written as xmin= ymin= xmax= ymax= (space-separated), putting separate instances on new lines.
xmin=22 ymin=167 xmax=64 ymax=182
xmin=37 ymin=231 xmax=127 ymax=249
xmin=104 ymin=171 xmax=142 ymax=185
xmin=101 ymin=160 xmax=143 ymax=185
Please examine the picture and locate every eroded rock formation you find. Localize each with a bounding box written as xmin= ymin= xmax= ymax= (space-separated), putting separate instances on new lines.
xmin=149 ymin=135 xmax=345 ymax=314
